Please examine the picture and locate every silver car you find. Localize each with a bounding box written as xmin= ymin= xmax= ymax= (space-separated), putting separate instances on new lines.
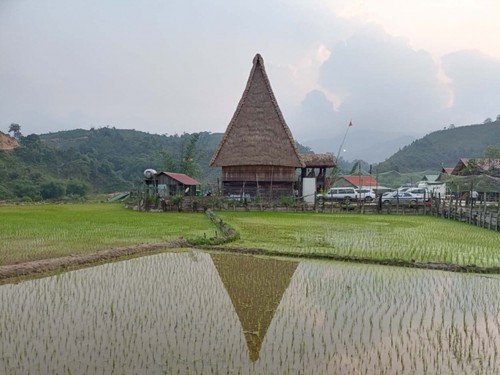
xmin=382 ymin=191 xmax=421 ymax=205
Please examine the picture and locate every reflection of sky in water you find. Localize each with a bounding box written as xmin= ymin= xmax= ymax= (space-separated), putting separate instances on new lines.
xmin=1 ymin=252 xmax=499 ymax=374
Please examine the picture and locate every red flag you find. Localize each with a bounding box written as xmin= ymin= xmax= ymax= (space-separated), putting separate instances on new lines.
xmin=349 ymin=121 xmax=353 ymax=127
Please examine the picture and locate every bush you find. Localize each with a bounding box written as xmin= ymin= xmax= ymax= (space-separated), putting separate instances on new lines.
xmin=13 ymin=181 xmax=42 ymax=201
xmin=40 ymin=180 xmax=66 ymax=200
xmin=279 ymin=195 xmax=295 ymax=207
xmin=66 ymin=180 xmax=90 ymax=197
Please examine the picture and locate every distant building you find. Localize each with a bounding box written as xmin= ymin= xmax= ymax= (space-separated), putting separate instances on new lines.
xmin=450 ymin=158 xmax=500 ymax=176
xmin=300 ymin=153 xmax=336 ymax=193
xmin=418 ymin=175 xmax=446 ymax=197
xmin=440 ymin=167 xmax=454 ymax=176
xmin=145 ymin=171 xmax=200 ymax=197
xmin=333 ymin=175 xmax=378 ymax=189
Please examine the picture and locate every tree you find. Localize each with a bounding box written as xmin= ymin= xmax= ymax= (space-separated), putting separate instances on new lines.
xmin=8 ymin=123 xmax=22 ymax=139
xmin=484 ymin=145 xmax=500 ymax=159
xmin=159 ymin=150 xmax=177 ymax=172
xmin=40 ymin=180 xmax=66 ymax=200
xmin=180 ymin=133 xmax=200 ymax=177
xmin=496 ymin=114 xmax=500 ymax=121
xmin=483 ymin=117 xmax=492 ymax=124
xmin=484 ymin=145 xmax=500 ymax=175
xmin=66 ymin=180 xmax=90 ymax=197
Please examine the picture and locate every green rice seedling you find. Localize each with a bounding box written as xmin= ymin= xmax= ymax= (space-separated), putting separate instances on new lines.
xmin=216 ymin=211 xmax=500 ymax=269
xmin=0 ymin=203 xmax=217 ymax=265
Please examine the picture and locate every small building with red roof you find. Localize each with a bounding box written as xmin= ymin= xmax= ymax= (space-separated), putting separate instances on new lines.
xmin=333 ymin=175 xmax=378 ymax=189
xmin=146 ymin=171 xmax=200 ymax=197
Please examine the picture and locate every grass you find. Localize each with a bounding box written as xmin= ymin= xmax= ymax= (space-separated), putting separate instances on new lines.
xmin=2 ymin=204 xmax=499 ymax=270
xmin=0 ymin=203 xmax=216 ymax=265
xmin=215 ymin=211 xmax=500 ymax=268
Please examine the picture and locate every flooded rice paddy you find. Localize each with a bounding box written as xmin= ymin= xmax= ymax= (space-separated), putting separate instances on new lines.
xmin=1 ymin=251 xmax=500 ymax=374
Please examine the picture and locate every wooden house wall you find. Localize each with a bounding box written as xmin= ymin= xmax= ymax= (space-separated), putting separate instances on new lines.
xmin=223 ymin=181 xmax=294 ymax=201
xmin=155 ymin=174 xmax=196 ymax=196
xmin=222 ymin=165 xmax=296 ymax=182
xmin=221 ymin=165 xmax=296 ymax=200
xmin=156 ymin=174 xmax=176 ymax=186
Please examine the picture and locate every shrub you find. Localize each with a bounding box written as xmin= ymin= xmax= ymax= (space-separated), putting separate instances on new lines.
xmin=279 ymin=195 xmax=295 ymax=207
xmin=66 ymin=180 xmax=90 ymax=197
xmin=40 ymin=180 xmax=66 ymax=200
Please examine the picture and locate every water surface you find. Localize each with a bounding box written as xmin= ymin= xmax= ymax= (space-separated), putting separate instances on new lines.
xmin=1 ymin=251 xmax=499 ymax=374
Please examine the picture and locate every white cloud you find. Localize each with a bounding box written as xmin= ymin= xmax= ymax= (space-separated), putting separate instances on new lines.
xmin=0 ymin=0 xmax=498 ymax=157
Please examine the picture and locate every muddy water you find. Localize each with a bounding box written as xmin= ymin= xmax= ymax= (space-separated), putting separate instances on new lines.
xmin=1 ymin=251 xmax=499 ymax=374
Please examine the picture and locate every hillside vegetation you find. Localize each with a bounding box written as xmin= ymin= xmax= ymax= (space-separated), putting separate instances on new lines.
xmin=2 ymin=120 xmax=498 ymax=201
xmin=375 ymin=120 xmax=500 ymax=173
xmin=0 ymin=127 xmax=313 ymax=201
xmin=0 ymin=128 xmax=224 ymax=201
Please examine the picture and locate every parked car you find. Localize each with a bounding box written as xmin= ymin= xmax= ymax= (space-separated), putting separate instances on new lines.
xmin=226 ymin=193 xmax=251 ymax=202
xmin=318 ymin=187 xmax=357 ymax=202
xmin=382 ymin=191 xmax=421 ymax=205
xmin=405 ymin=187 xmax=430 ymax=200
xmin=355 ymin=188 xmax=376 ymax=202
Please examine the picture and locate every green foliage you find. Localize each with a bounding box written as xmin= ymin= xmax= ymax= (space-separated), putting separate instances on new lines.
xmin=12 ymin=181 xmax=42 ymax=201
xmin=0 ymin=204 xmax=217 ymax=265
xmin=376 ymin=120 xmax=500 ymax=173
xmin=66 ymin=180 xmax=91 ymax=196
xmin=39 ymin=128 xmax=222 ymax=190
xmin=376 ymin=169 xmax=439 ymax=189
xmin=279 ymin=195 xmax=295 ymax=207
xmin=484 ymin=145 xmax=500 ymax=159
xmin=180 ymin=133 xmax=201 ymax=177
xmin=40 ymin=180 xmax=66 ymax=200
xmin=8 ymin=123 xmax=22 ymax=139
xmin=216 ymin=212 xmax=500 ymax=269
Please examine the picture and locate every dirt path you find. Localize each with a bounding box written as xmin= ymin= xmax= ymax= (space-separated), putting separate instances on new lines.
xmin=0 ymin=239 xmax=189 ymax=281
xmin=3 ymin=239 xmax=500 ymax=283
xmin=200 ymin=245 xmax=500 ymax=275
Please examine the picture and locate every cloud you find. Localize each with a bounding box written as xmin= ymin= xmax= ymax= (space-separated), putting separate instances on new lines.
xmin=318 ymin=26 xmax=449 ymax=133
xmin=442 ymin=50 xmax=500 ymax=123
xmin=288 ymin=26 xmax=455 ymax=161
xmin=1 ymin=0 xmax=498 ymax=163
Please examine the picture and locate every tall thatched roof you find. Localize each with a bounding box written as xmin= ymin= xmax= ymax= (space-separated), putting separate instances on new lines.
xmin=210 ymin=54 xmax=304 ymax=168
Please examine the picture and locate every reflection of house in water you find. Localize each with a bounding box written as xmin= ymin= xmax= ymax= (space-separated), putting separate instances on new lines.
xmin=210 ymin=253 xmax=298 ymax=362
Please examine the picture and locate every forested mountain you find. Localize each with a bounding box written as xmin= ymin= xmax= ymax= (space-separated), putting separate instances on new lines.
xmin=374 ymin=120 xmax=500 ymax=173
xmin=0 ymin=127 xmax=313 ymax=201
xmin=39 ymin=128 xmax=224 ymax=187
xmin=4 ymin=119 xmax=497 ymax=201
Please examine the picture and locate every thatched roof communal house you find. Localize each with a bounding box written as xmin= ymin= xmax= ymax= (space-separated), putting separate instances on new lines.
xmin=211 ymin=54 xmax=310 ymax=201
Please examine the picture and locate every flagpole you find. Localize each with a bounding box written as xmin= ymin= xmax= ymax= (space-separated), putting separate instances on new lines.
xmin=335 ymin=121 xmax=352 ymax=163
xmin=333 ymin=121 xmax=352 ymax=183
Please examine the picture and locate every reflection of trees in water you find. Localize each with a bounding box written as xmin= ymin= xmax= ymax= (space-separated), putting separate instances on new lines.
xmin=210 ymin=253 xmax=298 ymax=362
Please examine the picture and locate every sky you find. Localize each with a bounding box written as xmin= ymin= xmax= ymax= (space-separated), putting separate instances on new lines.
xmin=1 ymin=0 xmax=500 ymax=161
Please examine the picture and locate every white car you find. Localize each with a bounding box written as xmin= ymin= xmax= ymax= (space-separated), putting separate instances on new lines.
xmin=355 ymin=188 xmax=376 ymax=202
xmin=318 ymin=187 xmax=358 ymax=202
xmin=405 ymin=187 xmax=430 ymax=200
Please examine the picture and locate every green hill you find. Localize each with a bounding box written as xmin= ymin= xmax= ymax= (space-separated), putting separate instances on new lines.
xmin=39 ymin=128 xmax=224 ymax=187
xmin=375 ymin=120 xmax=500 ymax=173
xmin=1 ymin=127 xmax=314 ymax=201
